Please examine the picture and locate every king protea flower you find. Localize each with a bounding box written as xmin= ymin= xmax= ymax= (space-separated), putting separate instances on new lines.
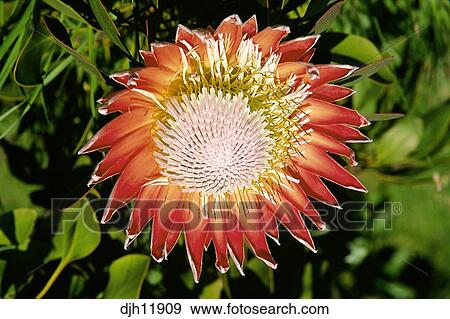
xmin=79 ymin=15 xmax=370 ymax=282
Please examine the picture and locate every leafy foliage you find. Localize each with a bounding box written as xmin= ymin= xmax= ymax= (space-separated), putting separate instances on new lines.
xmin=0 ymin=0 xmax=449 ymax=298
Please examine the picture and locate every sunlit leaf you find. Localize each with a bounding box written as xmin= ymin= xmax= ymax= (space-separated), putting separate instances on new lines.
xmin=0 ymin=208 xmax=37 ymax=249
xmin=372 ymin=118 xmax=423 ymax=165
xmin=103 ymin=254 xmax=150 ymax=298
xmin=281 ymin=0 xmax=290 ymax=10
xmin=60 ymin=198 xmax=100 ymax=263
xmin=331 ymin=34 xmax=396 ymax=83
xmin=88 ymin=0 xmax=130 ymax=56
xmin=36 ymin=197 xmax=100 ymax=298
xmin=200 ymin=278 xmax=223 ymax=299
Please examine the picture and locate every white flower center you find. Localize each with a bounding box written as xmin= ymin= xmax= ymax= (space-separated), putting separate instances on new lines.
xmin=155 ymin=88 xmax=273 ymax=196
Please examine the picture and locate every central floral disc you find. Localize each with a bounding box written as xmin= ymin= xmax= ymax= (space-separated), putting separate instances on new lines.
xmin=155 ymin=88 xmax=273 ymax=196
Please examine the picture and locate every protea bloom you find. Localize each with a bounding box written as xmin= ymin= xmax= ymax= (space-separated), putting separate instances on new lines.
xmin=79 ymin=15 xmax=370 ymax=281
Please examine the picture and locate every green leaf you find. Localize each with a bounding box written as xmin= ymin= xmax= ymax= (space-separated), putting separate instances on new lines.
xmin=43 ymin=16 xmax=106 ymax=82
xmin=0 ymin=208 xmax=38 ymax=249
xmin=152 ymin=0 xmax=159 ymax=9
xmin=281 ymin=0 xmax=290 ymax=10
xmin=331 ymin=34 xmax=396 ymax=83
xmin=60 ymin=198 xmax=100 ymax=263
xmin=363 ymin=113 xmax=404 ymax=121
xmin=13 ymin=28 xmax=53 ymax=87
xmin=0 ymin=0 xmax=35 ymax=62
xmin=87 ymin=0 xmax=130 ymax=56
xmin=416 ymin=103 xmax=450 ymax=157
xmin=36 ymin=197 xmax=100 ymax=298
xmin=382 ymin=183 xmax=450 ymax=279
xmin=200 ymin=278 xmax=223 ymax=299
xmin=352 ymin=56 xmax=395 ymax=80
xmin=311 ymin=1 xmax=344 ymax=34
xmin=0 ymin=33 xmax=24 ymax=90
xmin=372 ymin=117 xmax=423 ymax=165
xmin=103 ymin=254 xmax=150 ymax=298
xmin=43 ymin=0 xmax=90 ymax=25
xmin=0 ymin=259 xmax=6 ymax=294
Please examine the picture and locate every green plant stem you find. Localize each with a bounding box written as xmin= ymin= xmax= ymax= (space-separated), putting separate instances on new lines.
xmin=36 ymin=260 xmax=67 ymax=299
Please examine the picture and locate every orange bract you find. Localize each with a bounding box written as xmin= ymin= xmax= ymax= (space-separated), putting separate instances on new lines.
xmin=79 ymin=14 xmax=370 ymax=282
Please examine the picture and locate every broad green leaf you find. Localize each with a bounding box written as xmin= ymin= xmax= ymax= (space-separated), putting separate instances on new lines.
xmin=103 ymin=254 xmax=150 ymax=298
xmin=0 ymin=147 xmax=41 ymax=212
xmin=331 ymin=34 xmax=396 ymax=83
xmin=416 ymin=103 xmax=450 ymax=157
xmin=0 ymin=208 xmax=37 ymax=250
xmin=11 ymin=208 xmax=38 ymax=247
xmin=200 ymin=278 xmax=223 ymax=299
xmin=152 ymin=0 xmax=159 ymax=8
xmin=311 ymin=1 xmax=344 ymax=34
xmin=36 ymin=197 xmax=100 ymax=298
xmin=43 ymin=16 xmax=106 ymax=82
xmin=352 ymin=80 xmax=386 ymax=114
xmin=363 ymin=113 xmax=404 ymax=121
xmin=88 ymin=0 xmax=130 ymax=56
xmin=372 ymin=117 xmax=423 ymax=165
xmin=60 ymin=198 xmax=100 ymax=264
xmin=382 ymin=183 xmax=450 ymax=278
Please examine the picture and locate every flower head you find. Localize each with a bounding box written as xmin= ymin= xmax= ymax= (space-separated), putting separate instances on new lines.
xmin=80 ymin=14 xmax=370 ymax=282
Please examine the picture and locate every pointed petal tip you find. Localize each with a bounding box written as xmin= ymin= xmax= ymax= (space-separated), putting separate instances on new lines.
xmin=217 ymin=266 xmax=230 ymax=274
xmin=151 ymin=253 xmax=164 ymax=263
xmin=124 ymin=233 xmax=139 ymax=249
xmin=98 ymin=107 xmax=108 ymax=115
xmin=78 ymin=138 xmax=95 ymax=155
xmin=223 ymin=14 xmax=242 ymax=24
xmin=87 ymin=175 xmax=99 ymax=187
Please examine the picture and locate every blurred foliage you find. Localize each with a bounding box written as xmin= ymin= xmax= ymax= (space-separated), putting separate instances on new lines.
xmin=0 ymin=0 xmax=449 ymax=298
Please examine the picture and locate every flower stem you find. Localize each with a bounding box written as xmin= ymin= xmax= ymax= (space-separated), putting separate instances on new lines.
xmin=36 ymin=260 xmax=67 ymax=299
